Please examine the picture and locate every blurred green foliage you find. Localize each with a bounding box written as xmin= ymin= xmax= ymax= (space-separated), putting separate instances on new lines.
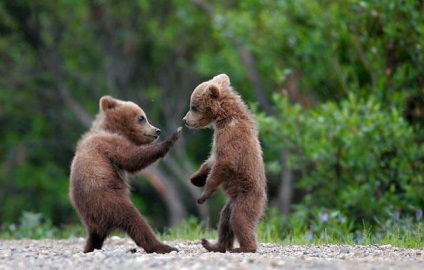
xmin=258 ymin=94 xmax=423 ymax=227
xmin=0 ymin=212 xmax=85 ymax=239
xmin=4 ymin=210 xmax=422 ymax=248
xmin=0 ymin=0 xmax=423 ymax=239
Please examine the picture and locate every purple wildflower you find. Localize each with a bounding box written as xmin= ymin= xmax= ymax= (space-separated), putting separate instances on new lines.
xmin=416 ymin=209 xmax=423 ymax=221
xmin=306 ymin=231 xmax=314 ymax=242
xmin=319 ymin=213 xmax=329 ymax=223
xmin=355 ymin=235 xmax=363 ymax=244
xmin=394 ymin=211 xmax=400 ymax=222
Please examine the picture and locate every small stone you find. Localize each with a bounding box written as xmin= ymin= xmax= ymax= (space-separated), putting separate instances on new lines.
xmin=127 ymin=248 xmax=137 ymax=254
xmin=20 ymin=252 xmax=38 ymax=258
xmin=93 ymin=250 xmax=106 ymax=258
xmin=105 ymin=248 xmax=126 ymax=257
xmin=135 ymin=256 xmax=149 ymax=262
xmin=271 ymin=261 xmax=285 ymax=266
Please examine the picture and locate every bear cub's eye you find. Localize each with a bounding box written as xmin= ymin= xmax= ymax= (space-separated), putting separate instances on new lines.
xmin=190 ymin=105 xmax=198 ymax=112
xmin=138 ymin=115 xmax=146 ymax=123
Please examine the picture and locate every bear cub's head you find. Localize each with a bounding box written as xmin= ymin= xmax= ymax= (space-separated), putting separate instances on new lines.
xmin=182 ymin=74 xmax=231 ymax=129
xmin=97 ymin=95 xmax=161 ymax=145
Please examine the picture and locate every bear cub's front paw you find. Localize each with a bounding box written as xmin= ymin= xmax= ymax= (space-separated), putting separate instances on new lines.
xmin=170 ymin=127 xmax=183 ymax=143
xmin=163 ymin=127 xmax=183 ymax=149
xmin=197 ymin=194 xmax=208 ymax=204
xmin=190 ymin=174 xmax=207 ymax=187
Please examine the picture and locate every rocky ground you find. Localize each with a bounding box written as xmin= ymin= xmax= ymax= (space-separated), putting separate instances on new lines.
xmin=0 ymin=237 xmax=423 ymax=270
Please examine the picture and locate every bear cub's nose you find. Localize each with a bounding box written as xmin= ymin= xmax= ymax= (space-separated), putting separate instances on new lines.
xmin=155 ymin=129 xmax=161 ymax=136
xmin=182 ymin=117 xmax=186 ymax=124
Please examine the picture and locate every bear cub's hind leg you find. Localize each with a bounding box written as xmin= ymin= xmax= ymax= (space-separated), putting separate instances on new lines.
xmin=229 ymin=200 xmax=259 ymax=253
xmin=117 ymin=201 xmax=178 ymax=254
xmin=84 ymin=231 xmax=108 ymax=253
xmin=201 ymin=201 xmax=234 ymax=253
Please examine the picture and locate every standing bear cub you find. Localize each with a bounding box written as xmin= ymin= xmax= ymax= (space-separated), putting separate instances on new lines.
xmin=70 ymin=95 xmax=181 ymax=254
xmin=183 ymin=74 xmax=267 ymax=253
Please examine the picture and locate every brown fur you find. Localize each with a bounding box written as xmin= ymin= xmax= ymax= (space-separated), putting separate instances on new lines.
xmin=70 ymin=96 xmax=182 ymax=253
xmin=183 ymin=74 xmax=267 ymax=253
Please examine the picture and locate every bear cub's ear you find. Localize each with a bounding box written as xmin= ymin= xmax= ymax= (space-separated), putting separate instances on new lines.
xmin=100 ymin=95 xmax=120 ymax=111
xmin=212 ymin=73 xmax=230 ymax=88
xmin=208 ymin=84 xmax=220 ymax=99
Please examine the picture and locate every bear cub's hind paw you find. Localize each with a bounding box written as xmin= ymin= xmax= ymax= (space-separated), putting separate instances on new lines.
xmin=146 ymin=244 xmax=178 ymax=254
xmin=201 ymin=239 xmax=226 ymax=253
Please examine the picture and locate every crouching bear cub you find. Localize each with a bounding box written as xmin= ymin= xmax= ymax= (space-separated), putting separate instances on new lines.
xmin=70 ymin=96 xmax=181 ymax=254
xmin=183 ymin=74 xmax=267 ymax=253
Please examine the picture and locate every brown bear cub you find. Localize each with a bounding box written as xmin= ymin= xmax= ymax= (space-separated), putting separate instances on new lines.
xmin=182 ymin=74 xmax=267 ymax=253
xmin=70 ymin=95 xmax=182 ymax=254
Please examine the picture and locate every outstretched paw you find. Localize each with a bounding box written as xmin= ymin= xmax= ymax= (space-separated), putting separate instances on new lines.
xmin=170 ymin=127 xmax=183 ymax=143
xmin=162 ymin=127 xmax=183 ymax=152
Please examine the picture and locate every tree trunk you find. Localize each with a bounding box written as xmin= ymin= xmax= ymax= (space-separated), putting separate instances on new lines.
xmin=277 ymin=150 xmax=293 ymax=215
xmin=141 ymin=166 xmax=188 ymax=226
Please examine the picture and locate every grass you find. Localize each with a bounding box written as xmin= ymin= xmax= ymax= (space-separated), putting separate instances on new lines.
xmin=162 ymin=209 xmax=424 ymax=249
xmin=161 ymin=216 xmax=216 ymax=241
xmin=0 ymin=212 xmax=86 ymax=240
xmin=1 ymin=210 xmax=423 ymax=249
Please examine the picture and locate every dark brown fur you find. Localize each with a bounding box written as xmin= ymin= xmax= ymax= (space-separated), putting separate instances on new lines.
xmin=70 ymin=96 xmax=182 ymax=253
xmin=183 ymin=74 xmax=267 ymax=253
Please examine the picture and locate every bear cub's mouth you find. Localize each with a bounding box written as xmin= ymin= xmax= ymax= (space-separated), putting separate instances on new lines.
xmin=144 ymin=133 xmax=159 ymax=139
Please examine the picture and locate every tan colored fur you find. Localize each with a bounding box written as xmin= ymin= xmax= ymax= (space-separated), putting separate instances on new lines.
xmin=70 ymin=96 xmax=181 ymax=253
xmin=183 ymin=74 xmax=267 ymax=253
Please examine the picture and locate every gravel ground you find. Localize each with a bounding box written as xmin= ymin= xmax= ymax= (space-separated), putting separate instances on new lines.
xmin=0 ymin=237 xmax=423 ymax=270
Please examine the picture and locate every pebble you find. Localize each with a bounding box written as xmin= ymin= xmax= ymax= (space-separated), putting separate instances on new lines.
xmin=0 ymin=239 xmax=423 ymax=270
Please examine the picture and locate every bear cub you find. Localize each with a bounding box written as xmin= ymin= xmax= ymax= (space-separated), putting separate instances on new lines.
xmin=70 ymin=95 xmax=181 ymax=253
xmin=182 ymin=74 xmax=267 ymax=253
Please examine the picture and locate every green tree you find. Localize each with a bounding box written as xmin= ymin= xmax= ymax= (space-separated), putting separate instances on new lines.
xmin=0 ymin=0 xmax=422 ymax=231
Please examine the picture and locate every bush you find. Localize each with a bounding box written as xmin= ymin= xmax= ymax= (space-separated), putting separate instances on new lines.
xmin=0 ymin=212 xmax=84 ymax=239
xmin=258 ymin=94 xmax=424 ymax=229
